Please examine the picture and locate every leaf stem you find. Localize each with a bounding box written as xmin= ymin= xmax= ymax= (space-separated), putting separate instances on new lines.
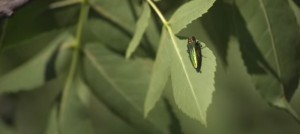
xmin=146 ymin=0 xmax=177 ymax=48
xmin=146 ymin=0 xmax=181 ymax=64
xmin=74 ymin=1 xmax=89 ymax=48
xmin=146 ymin=0 xmax=168 ymax=25
xmin=60 ymin=0 xmax=89 ymax=121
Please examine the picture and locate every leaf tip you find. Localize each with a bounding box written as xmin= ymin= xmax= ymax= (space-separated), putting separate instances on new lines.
xmin=143 ymin=106 xmax=150 ymax=118
xmin=125 ymin=52 xmax=131 ymax=60
xmin=272 ymin=97 xmax=300 ymax=122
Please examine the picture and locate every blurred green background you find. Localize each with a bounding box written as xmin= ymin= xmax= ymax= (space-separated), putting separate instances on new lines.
xmin=0 ymin=0 xmax=300 ymax=134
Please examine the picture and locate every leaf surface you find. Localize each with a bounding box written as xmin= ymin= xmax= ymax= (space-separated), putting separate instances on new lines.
xmin=0 ymin=33 xmax=72 ymax=93
xmin=15 ymin=78 xmax=63 ymax=134
xmin=169 ymin=0 xmax=215 ymax=34
xmin=45 ymin=104 xmax=59 ymax=134
xmin=82 ymin=44 xmax=170 ymax=134
xmin=170 ymin=38 xmax=216 ymax=126
xmin=59 ymin=76 xmax=95 ymax=134
xmin=235 ymin=0 xmax=300 ymax=117
xmin=126 ymin=3 xmax=151 ymax=59
xmin=144 ymin=30 xmax=171 ymax=117
xmin=288 ymin=0 xmax=300 ymax=26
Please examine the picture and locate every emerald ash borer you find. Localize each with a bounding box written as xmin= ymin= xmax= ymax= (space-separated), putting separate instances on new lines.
xmin=187 ymin=36 xmax=204 ymax=73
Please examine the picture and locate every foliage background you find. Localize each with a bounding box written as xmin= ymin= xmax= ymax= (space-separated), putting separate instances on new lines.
xmin=0 ymin=0 xmax=300 ymax=134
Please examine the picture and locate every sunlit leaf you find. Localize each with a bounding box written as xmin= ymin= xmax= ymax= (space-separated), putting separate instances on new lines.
xmin=145 ymin=0 xmax=217 ymax=125
xmin=170 ymin=38 xmax=216 ymax=126
xmin=144 ymin=30 xmax=171 ymax=117
xmin=169 ymin=0 xmax=216 ymax=34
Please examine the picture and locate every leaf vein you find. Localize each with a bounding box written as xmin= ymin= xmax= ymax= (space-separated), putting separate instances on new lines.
xmin=259 ymin=0 xmax=283 ymax=89
xmin=168 ymin=29 xmax=204 ymax=120
xmin=84 ymin=49 xmax=142 ymax=113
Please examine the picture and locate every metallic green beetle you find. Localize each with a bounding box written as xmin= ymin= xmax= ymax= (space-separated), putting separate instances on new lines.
xmin=187 ymin=36 xmax=203 ymax=73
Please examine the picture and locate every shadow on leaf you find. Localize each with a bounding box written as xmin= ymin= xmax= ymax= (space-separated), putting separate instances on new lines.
xmin=201 ymin=0 xmax=231 ymax=66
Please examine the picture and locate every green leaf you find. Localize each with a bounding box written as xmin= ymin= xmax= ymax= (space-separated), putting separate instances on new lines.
xmin=56 ymin=74 xmax=144 ymax=134
xmin=68 ymin=76 xmax=141 ymax=134
xmin=235 ymin=0 xmax=300 ymax=116
xmin=82 ymin=44 xmax=171 ymax=134
xmin=0 ymin=33 xmax=72 ymax=93
xmin=45 ymin=104 xmax=59 ymax=134
xmin=85 ymin=0 xmax=138 ymax=53
xmin=49 ymin=0 xmax=81 ymax=9
xmin=169 ymin=0 xmax=216 ymax=34
xmin=165 ymin=85 xmax=206 ymax=134
xmin=145 ymin=0 xmax=218 ymax=125
xmin=86 ymin=18 xmax=131 ymax=52
xmin=1 ymin=30 xmax=64 ymax=64
xmin=146 ymin=2 xmax=225 ymax=125
xmin=0 ymin=120 xmax=14 ymax=134
xmin=145 ymin=13 xmax=161 ymax=52
xmin=170 ymin=38 xmax=216 ymax=126
xmin=52 ymin=3 xmax=80 ymax=27
xmin=289 ymin=0 xmax=300 ymax=26
xmin=126 ymin=3 xmax=151 ymax=59
xmin=89 ymin=0 xmax=136 ymax=35
xmin=144 ymin=30 xmax=171 ymax=117
xmin=59 ymin=76 xmax=94 ymax=134
xmin=15 ymin=78 xmax=63 ymax=134
xmin=55 ymin=39 xmax=74 ymax=76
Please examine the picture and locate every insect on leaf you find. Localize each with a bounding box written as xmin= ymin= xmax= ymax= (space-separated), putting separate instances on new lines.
xmin=170 ymin=37 xmax=216 ymax=126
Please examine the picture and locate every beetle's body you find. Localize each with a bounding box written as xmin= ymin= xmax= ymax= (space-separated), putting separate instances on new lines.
xmin=187 ymin=36 xmax=203 ymax=73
